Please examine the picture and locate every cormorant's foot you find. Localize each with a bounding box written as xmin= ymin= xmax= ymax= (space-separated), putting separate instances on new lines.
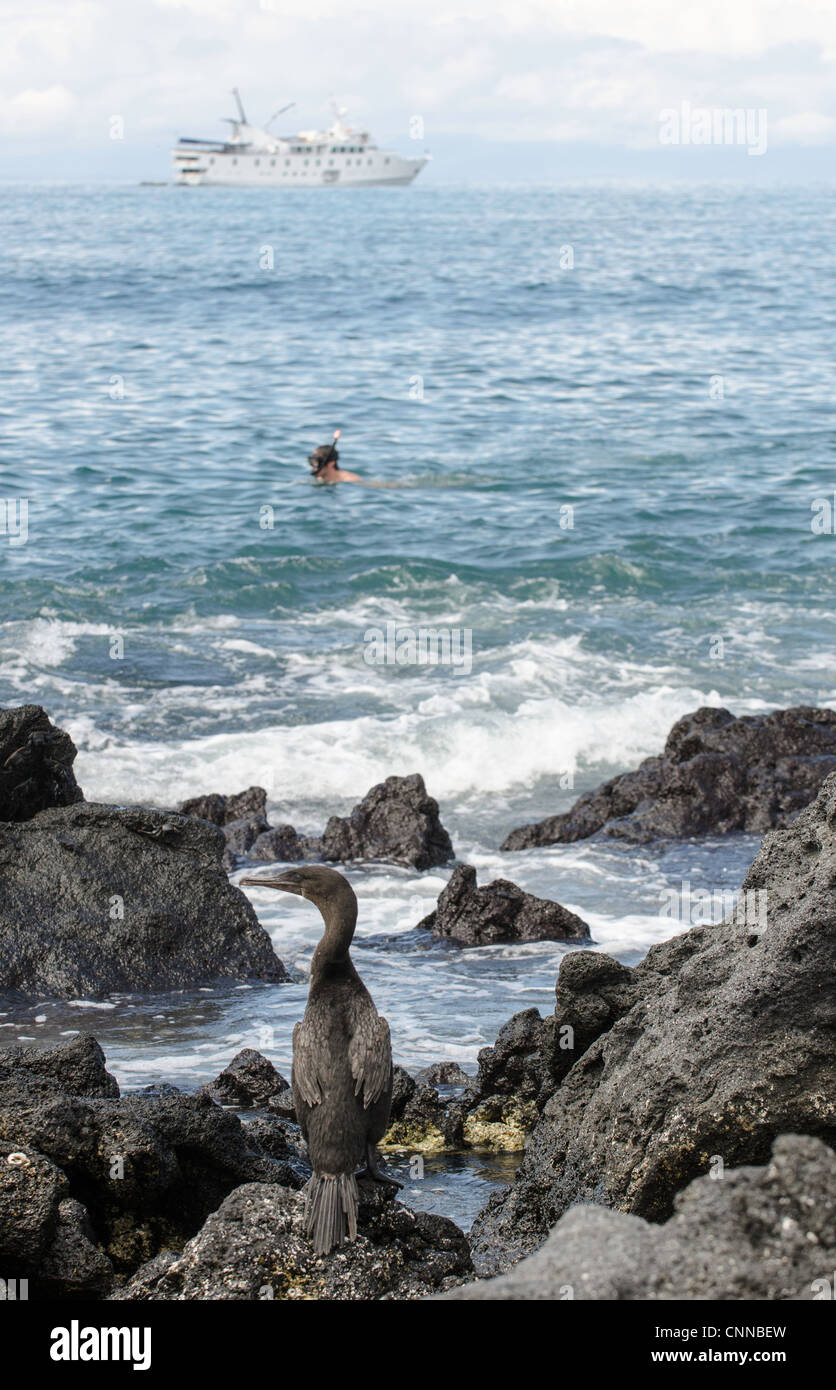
xmin=357 ymin=1165 xmax=403 ymax=1190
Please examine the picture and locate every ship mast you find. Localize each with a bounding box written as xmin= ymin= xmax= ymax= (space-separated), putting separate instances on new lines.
xmin=265 ymin=101 xmax=295 ymax=132
xmin=232 ymin=87 xmax=247 ymax=124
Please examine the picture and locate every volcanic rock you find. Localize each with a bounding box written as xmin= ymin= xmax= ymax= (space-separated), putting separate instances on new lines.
xmin=314 ymin=774 xmax=453 ymax=870
xmin=418 ymin=864 xmax=590 ymax=945
xmin=115 ymin=1179 xmax=472 ymax=1301
xmin=201 ymin=1049 xmax=289 ymax=1110
xmin=502 ymin=705 xmax=836 ymax=848
xmin=446 ymin=1135 xmax=836 ymax=1300
xmin=471 ymin=770 xmax=836 ymax=1272
xmin=0 ymin=803 xmax=287 ymax=996
xmin=0 ymin=704 xmax=83 ymax=822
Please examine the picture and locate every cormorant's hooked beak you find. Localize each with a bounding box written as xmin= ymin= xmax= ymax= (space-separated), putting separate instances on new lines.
xmin=240 ymin=874 xmax=303 ymax=897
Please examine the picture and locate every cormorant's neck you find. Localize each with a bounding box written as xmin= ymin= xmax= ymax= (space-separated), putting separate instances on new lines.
xmin=311 ymin=890 xmax=358 ymax=975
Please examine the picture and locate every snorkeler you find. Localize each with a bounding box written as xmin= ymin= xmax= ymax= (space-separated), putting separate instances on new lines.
xmin=307 ymin=430 xmax=363 ymax=484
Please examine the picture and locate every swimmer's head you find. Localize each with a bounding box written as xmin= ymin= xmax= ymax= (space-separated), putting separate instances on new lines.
xmin=308 ymin=443 xmax=339 ymax=475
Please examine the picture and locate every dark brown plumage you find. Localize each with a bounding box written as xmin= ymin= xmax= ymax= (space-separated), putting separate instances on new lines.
xmin=240 ymin=864 xmax=396 ymax=1254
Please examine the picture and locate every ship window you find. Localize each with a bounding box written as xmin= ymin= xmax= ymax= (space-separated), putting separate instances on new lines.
xmin=232 ymin=158 xmax=238 ymax=165
xmin=384 ymin=158 xmax=390 ymax=164
xmin=270 ymin=159 xmax=276 ymax=167
xmin=304 ymin=158 xmax=309 ymax=165
xmin=367 ymin=158 xmax=372 ymax=165
xmin=316 ymin=159 xmax=321 ymax=165
xmin=285 ymin=159 xmax=290 ymax=165
xmin=209 ymin=157 xmax=215 ymax=164
xmin=329 ymin=159 xmax=334 ymax=166
xmin=254 ymin=159 xmax=260 ymax=166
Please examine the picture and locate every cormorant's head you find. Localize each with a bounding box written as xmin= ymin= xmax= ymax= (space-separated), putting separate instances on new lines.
xmin=241 ymin=864 xmax=356 ymax=909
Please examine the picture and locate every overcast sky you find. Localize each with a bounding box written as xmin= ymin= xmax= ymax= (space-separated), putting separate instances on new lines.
xmin=3 ymin=0 xmax=836 ymax=180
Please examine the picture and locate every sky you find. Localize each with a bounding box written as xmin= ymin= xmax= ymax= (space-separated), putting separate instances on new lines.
xmin=2 ymin=0 xmax=836 ymax=181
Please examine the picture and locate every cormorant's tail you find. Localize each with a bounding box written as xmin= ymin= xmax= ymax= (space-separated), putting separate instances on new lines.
xmin=304 ymin=1172 xmax=359 ymax=1255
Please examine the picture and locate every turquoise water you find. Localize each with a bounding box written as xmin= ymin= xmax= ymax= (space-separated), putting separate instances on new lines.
xmin=1 ymin=186 xmax=835 ymax=1223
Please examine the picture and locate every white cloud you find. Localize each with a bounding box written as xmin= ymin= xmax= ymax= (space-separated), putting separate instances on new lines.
xmin=2 ymin=0 xmax=836 ymax=160
xmin=495 ymin=73 xmax=549 ymax=107
xmin=0 ymin=84 xmax=77 ymax=133
xmin=772 ymin=110 xmax=836 ymax=143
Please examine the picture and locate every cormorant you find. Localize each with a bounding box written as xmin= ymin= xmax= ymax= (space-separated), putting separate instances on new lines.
xmin=240 ymin=865 xmax=397 ymax=1254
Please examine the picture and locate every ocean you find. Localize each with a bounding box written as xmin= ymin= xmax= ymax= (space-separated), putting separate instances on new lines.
xmin=2 ymin=181 xmax=835 ymax=1224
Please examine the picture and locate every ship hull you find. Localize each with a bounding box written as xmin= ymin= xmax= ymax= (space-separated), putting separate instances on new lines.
xmin=173 ymin=148 xmax=427 ymax=188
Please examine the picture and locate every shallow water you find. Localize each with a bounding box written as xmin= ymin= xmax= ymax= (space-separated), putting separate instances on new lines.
xmin=2 ymin=182 xmax=833 ymax=1229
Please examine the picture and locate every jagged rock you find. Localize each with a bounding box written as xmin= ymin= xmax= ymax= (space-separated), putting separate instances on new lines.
xmin=0 ymin=1142 xmax=113 ymax=1302
xmin=39 ymin=1197 xmax=114 ymax=1298
xmin=316 ymin=774 xmax=453 ymax=870
xmin=0 ymin=1033 xmax=119 ymax=1098
xmin=0 ymin=1040 xmax=292 ymax=1272
xmin=502 ymin=705 xmax=836 ymax=848
xmin=547 ymin=952 xmax=638 ymax=1085
xmin=266 ymin=1087 xmax=297 ymax=1121
xmin=177 ymin=792 xmax=227 ymax=826
xmin=445 ymin=1136 xmax=836 ymax=1299
xmin=202 ymin=1050 xmax=289 ymax=1109
xmin=471 ymin=771 xmax=836 ymax=1273
xmin=383 ymin=1051 xmax=537 ymax=1154
xmin=178 ymin=787 xmax=268 ymax=827
xmin=241 ymin=1116 xmax=298 ymax=1160
xmin=228 ymin=776 xmax=453 ymax=871
xmin=115 ymin=1179 xmax=472 ymax=1301
xmin=460 ymin=1095 xmax=538 ymax=1150
xmin=0 ymin=1143 xmax=68 ymax=1267
xmin=415 ymin=1062 xmax=470 ymax=1088
xmin=388 ymin=1065 xmax=417 ymax=1120
xmin=241 ymin=1115 xmax=309 ymax=1183
xmin=0 ymin=802 xmax=287 ymax=996
xmin=0 ymin=704 xmax=84 ymax=823
xmin=249 ymin=825 xmax=305 ymax=862
xmin=382 ymin=1083 xmax=455 ymax=1151
xmin=475 ymin=1008 xmax=554 ymax=1106
xmin=436 ymin=998 xmax=619 ymax=1153
xmin=224 ymin=787 xmax=267 ymax=823
xmin=418 ymin=865 xmax=590 ymax=945
xmin=223 ymin=813 xmax=270 ymax=857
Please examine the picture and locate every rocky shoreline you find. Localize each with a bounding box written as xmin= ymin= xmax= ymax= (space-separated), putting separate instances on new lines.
xmin=501 ymin=704 xmax=836 ymax=848
xmin=1 ymin=700 xmax=834 ymax=1299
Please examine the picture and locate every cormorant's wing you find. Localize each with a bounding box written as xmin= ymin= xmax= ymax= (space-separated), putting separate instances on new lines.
xmin=292 ymin=1019 xmax=323 ymax=1107
xmin=349 ymin=1012 xmax=392 ymax=1109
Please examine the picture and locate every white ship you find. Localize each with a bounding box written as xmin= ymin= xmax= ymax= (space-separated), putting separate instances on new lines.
xmin=172 ymin=90 xmax=428 ymax=188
